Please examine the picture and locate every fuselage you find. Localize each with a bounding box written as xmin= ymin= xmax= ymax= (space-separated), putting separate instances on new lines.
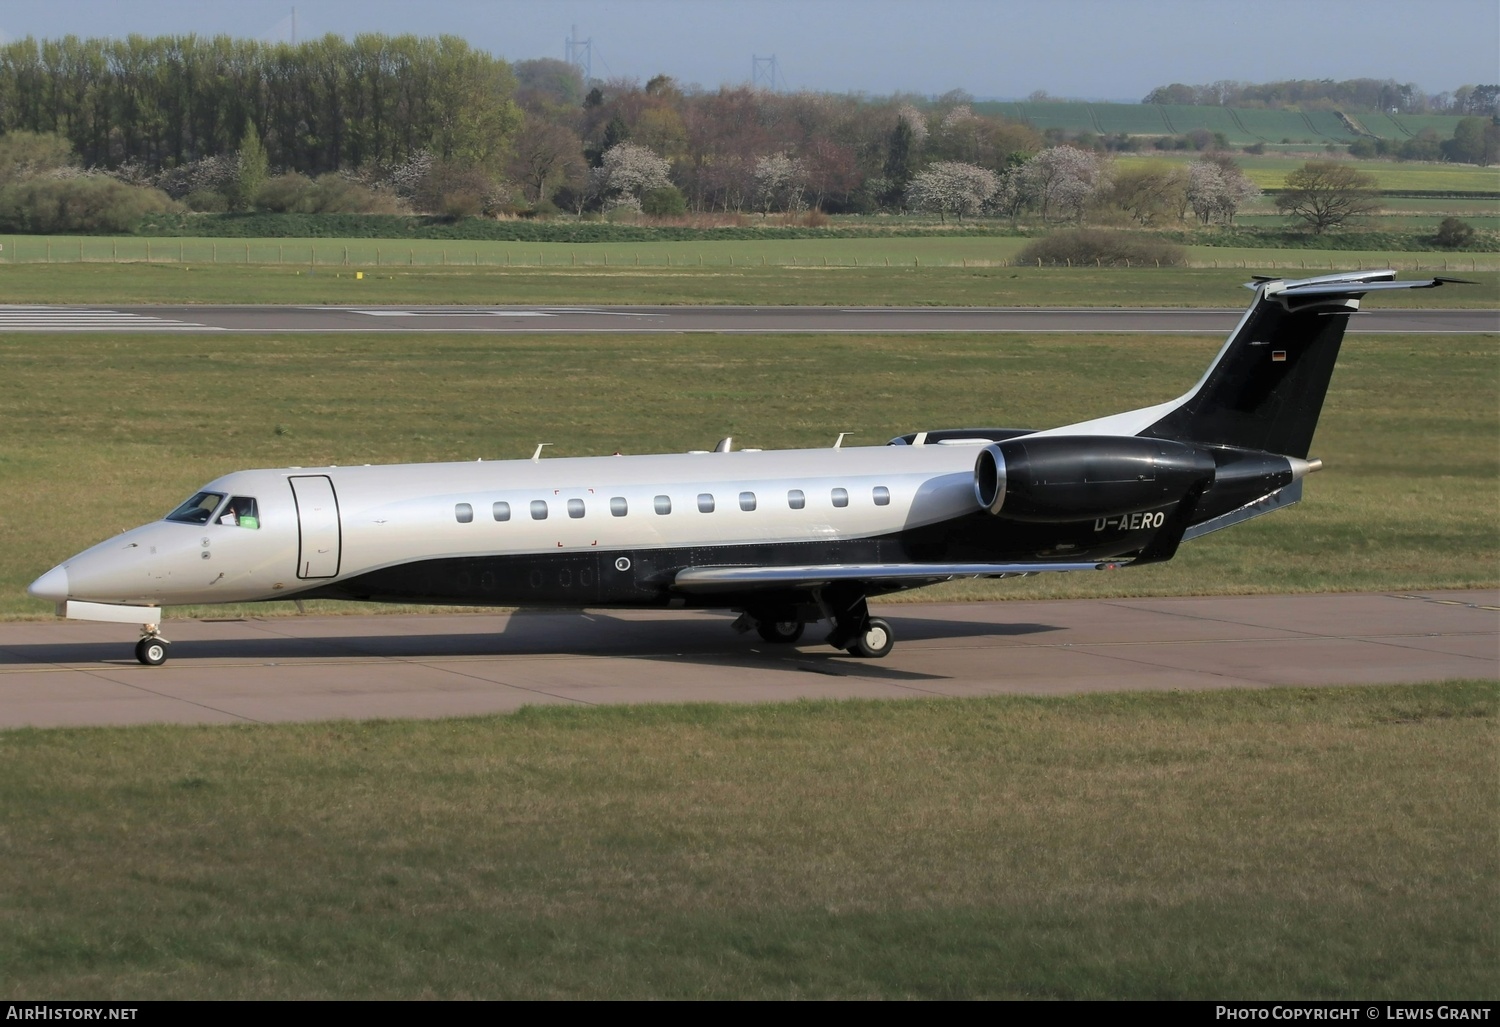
xmin=31 ymin=440 xmax=1173 ymax=611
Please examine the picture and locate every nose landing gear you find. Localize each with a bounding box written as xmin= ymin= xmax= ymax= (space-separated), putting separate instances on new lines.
xmin=134 ymin=635 xmax=169 ymax=666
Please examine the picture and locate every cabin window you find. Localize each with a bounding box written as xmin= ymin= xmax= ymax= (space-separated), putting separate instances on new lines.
xmin=787 ymin=489 xmax=805 ymax=510
xmin=739 ymin=491 xmax=756 ymax=512
xmin=166 ymin=492 xmax=225 ymax=525
xmin=654 ymin=495 xmax=672 ymax=515
xmin=832 ymin=488 xmax=849 ymax=508
xmin=455 ymin=503 xmax=473 ymax=523
xmin=223 ymin=496 xmax=260 ymax=529
xmin=873 ymin=486 xmax=891 ymax=507
xmin=530 ymin=500 xmax=548 ymax=520
xmin=610 ymin=497 xmax=628 ymax=517
xmin=567 ymin=498 xmax=585 ymax=519
xmin=493 ymin=501 xmax=511 ymax=522
xmin=698 ymin=493 xmax=715 ymax=513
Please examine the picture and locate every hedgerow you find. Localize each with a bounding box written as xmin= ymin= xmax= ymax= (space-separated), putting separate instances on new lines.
xmin=1017 ymin=229 xmax=1188 ymax=267
xmin=131 ymin=212 xmax=1033 ymax=241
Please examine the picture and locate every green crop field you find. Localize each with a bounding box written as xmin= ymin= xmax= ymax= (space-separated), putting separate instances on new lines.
xmin=1116 ymin=153 xmax=1500 ymax=193
xmin=2 ymin=683 xmax=1493 ymax=998
xmin=974 ymin=100 xmax=1474 ymax=148
xmin=3 ymin=327 xmax=1495 ymax=620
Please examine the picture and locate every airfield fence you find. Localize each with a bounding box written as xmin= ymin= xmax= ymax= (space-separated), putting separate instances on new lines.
xmin=0 ymin=236 xmax=1493 ymax=273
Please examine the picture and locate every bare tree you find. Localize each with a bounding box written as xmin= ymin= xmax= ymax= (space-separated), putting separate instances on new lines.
xmin=1108 ymin=162 xmax=1187 ymax=226
xmin=1276 ymin=161 xmax=1380 ymax=233
xmin=506 ymin=117 xmax=585 ymax=206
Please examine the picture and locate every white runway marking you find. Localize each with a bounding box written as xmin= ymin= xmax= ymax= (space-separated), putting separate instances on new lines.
xmin=0 ymin=306 xmax=212 ymax=330
xmin=325 ymin=307 xmax=661 ymax=318
xmin=340 ymin=308 xmax=557 ymax=317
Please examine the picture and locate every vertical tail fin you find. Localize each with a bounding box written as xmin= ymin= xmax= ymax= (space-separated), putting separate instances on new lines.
xmin=1036 ymin=271 xmax=1461 ymax=458
xmin=1144 ymin=271 xmax=1459 ymax=457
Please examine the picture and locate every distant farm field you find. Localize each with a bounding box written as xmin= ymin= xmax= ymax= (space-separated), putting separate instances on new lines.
xmin=1116 ymin=153 xmax=1500 ymax=194
xmin=4 ymin=328 xmax=1495 ymax=620
xmin=974 ymin=100 xmax=1477 ymax=149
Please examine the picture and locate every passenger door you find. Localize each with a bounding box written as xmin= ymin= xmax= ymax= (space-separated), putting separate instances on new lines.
xmin=290 ymin=475 xmax=341 ymax=579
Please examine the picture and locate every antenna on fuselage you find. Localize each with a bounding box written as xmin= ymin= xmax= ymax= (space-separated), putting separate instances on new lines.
xmin=714 ymin=437 xmax=733 ymax=453
xmin=833 ymin=433 xmax=854 ymax=449
xmin=531 ymin=443 xmax=552 ymax=462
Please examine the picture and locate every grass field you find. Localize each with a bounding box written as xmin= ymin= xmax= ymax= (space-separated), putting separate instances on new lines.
xmin=2 ymin=230 xmax=1497 ymax=274
xmin=1117 ymin=153 xmax=1500 ymax=194
xmin=1 ymin=683 xmax=1493 ymax=999
xmin=3 ymin=327 xmax=1495 ymax=619
xmin=0 ymin=262 xmax=1495 ymax=307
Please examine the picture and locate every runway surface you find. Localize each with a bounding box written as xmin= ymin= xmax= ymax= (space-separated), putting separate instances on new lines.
xmin=0 ymin=304 xmax=1492 ymax=334
xmin=1 ymin=589 xmax=1493 ymax=728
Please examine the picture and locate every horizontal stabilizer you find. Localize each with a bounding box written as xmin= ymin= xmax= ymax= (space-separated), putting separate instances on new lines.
xmin=1272 ymin=279 xmax=1453 ymax=300
xmin=673 ymin=561 xmax=1118 ymax=594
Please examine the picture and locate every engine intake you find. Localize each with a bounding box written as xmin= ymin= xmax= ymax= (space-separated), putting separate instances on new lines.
xmin=974 ymin=435 xmax=1217 ymax=523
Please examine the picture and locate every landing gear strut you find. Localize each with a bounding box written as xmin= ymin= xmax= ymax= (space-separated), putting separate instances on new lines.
xmin=135 ymin=635 xmax=169 ymax=666
xmin=822 ymin=586 xmax=896 ymax=659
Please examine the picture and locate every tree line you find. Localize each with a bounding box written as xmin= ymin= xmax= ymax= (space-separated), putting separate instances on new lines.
xmin=0 ymin=33 xmax=520 ymax=173
xmin=0 ymin=35 xmax=1485 ymax=237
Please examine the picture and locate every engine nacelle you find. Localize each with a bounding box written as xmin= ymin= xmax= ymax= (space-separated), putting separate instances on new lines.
xmin=974 ymin=435 xmax=1218 ymax=523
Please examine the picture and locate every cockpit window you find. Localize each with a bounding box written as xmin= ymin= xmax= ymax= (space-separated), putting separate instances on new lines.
xmin=166 ymin=492 xmax=225 ymax=525
xmin=220 ymin=496 xmax=260 ymax=529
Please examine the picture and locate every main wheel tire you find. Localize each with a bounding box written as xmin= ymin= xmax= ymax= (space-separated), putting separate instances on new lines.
xmin=135 ymin=637 xmax=168 ymax=666
xmin=756 ymin=619 xmax=805 ymax=644
xmin=847 ymin=618 xmax=894 ymax=659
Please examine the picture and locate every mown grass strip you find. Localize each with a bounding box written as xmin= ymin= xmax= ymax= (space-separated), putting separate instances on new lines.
xmin=0 ymin=262 xmax=1494 ymax=306
xmin=1 ymin=233 xmax=1495 ymax=269
xmin=1 ymin=683 xmax=1493 ymax=999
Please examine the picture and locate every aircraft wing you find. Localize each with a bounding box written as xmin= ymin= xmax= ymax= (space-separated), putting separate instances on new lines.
xmin=672 ymin=561 xmax=1120 ymax=594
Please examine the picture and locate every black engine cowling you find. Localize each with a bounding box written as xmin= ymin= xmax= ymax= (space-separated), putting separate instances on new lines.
xmin=974 ymin=435 xmax=1218 ymax=523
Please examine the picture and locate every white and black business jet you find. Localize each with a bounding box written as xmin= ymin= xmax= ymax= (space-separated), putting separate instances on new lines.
xmin=30 ymin=270 xmax=1463 ymax=665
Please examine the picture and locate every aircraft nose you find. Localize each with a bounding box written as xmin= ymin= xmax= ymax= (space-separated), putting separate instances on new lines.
xmin=28 ymin=565 xmax=69 ymax=603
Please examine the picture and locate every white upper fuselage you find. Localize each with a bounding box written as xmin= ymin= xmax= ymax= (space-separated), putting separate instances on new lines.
xmin=36 ymin=443 xmax=992 ymax=607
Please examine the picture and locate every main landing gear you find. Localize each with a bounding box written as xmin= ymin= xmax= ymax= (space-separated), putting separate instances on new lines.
xmin=823 ymin=586 xmax=895 ymax=659
xmin=134 ymin=634 xmax=170 ymax=666
xmin=755 ymin=618 xmax=805 ymax=644
xmin=737 ymin=588 xmax=898 ymax=659
xmin=846 ymin=618 xmax=894 ymax=659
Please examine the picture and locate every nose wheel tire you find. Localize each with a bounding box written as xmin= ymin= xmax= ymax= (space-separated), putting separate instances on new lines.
xmin=755 ymin=619 xmax=805 ymax=644
xmin=135 ymin=637 xmax=169 ymax=666
xmin=847 ymin=618 xmax=894 ymax=659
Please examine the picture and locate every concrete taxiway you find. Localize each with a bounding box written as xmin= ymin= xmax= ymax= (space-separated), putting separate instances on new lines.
xmin=0 ymin=304 xmax=1492 ymax=334
xmin=0 ymin=590 xmax=1493 ymax=728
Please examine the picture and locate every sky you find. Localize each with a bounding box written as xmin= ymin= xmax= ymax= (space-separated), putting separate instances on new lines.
xmin=0 ymin=0 xmax=1494 ymax=101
